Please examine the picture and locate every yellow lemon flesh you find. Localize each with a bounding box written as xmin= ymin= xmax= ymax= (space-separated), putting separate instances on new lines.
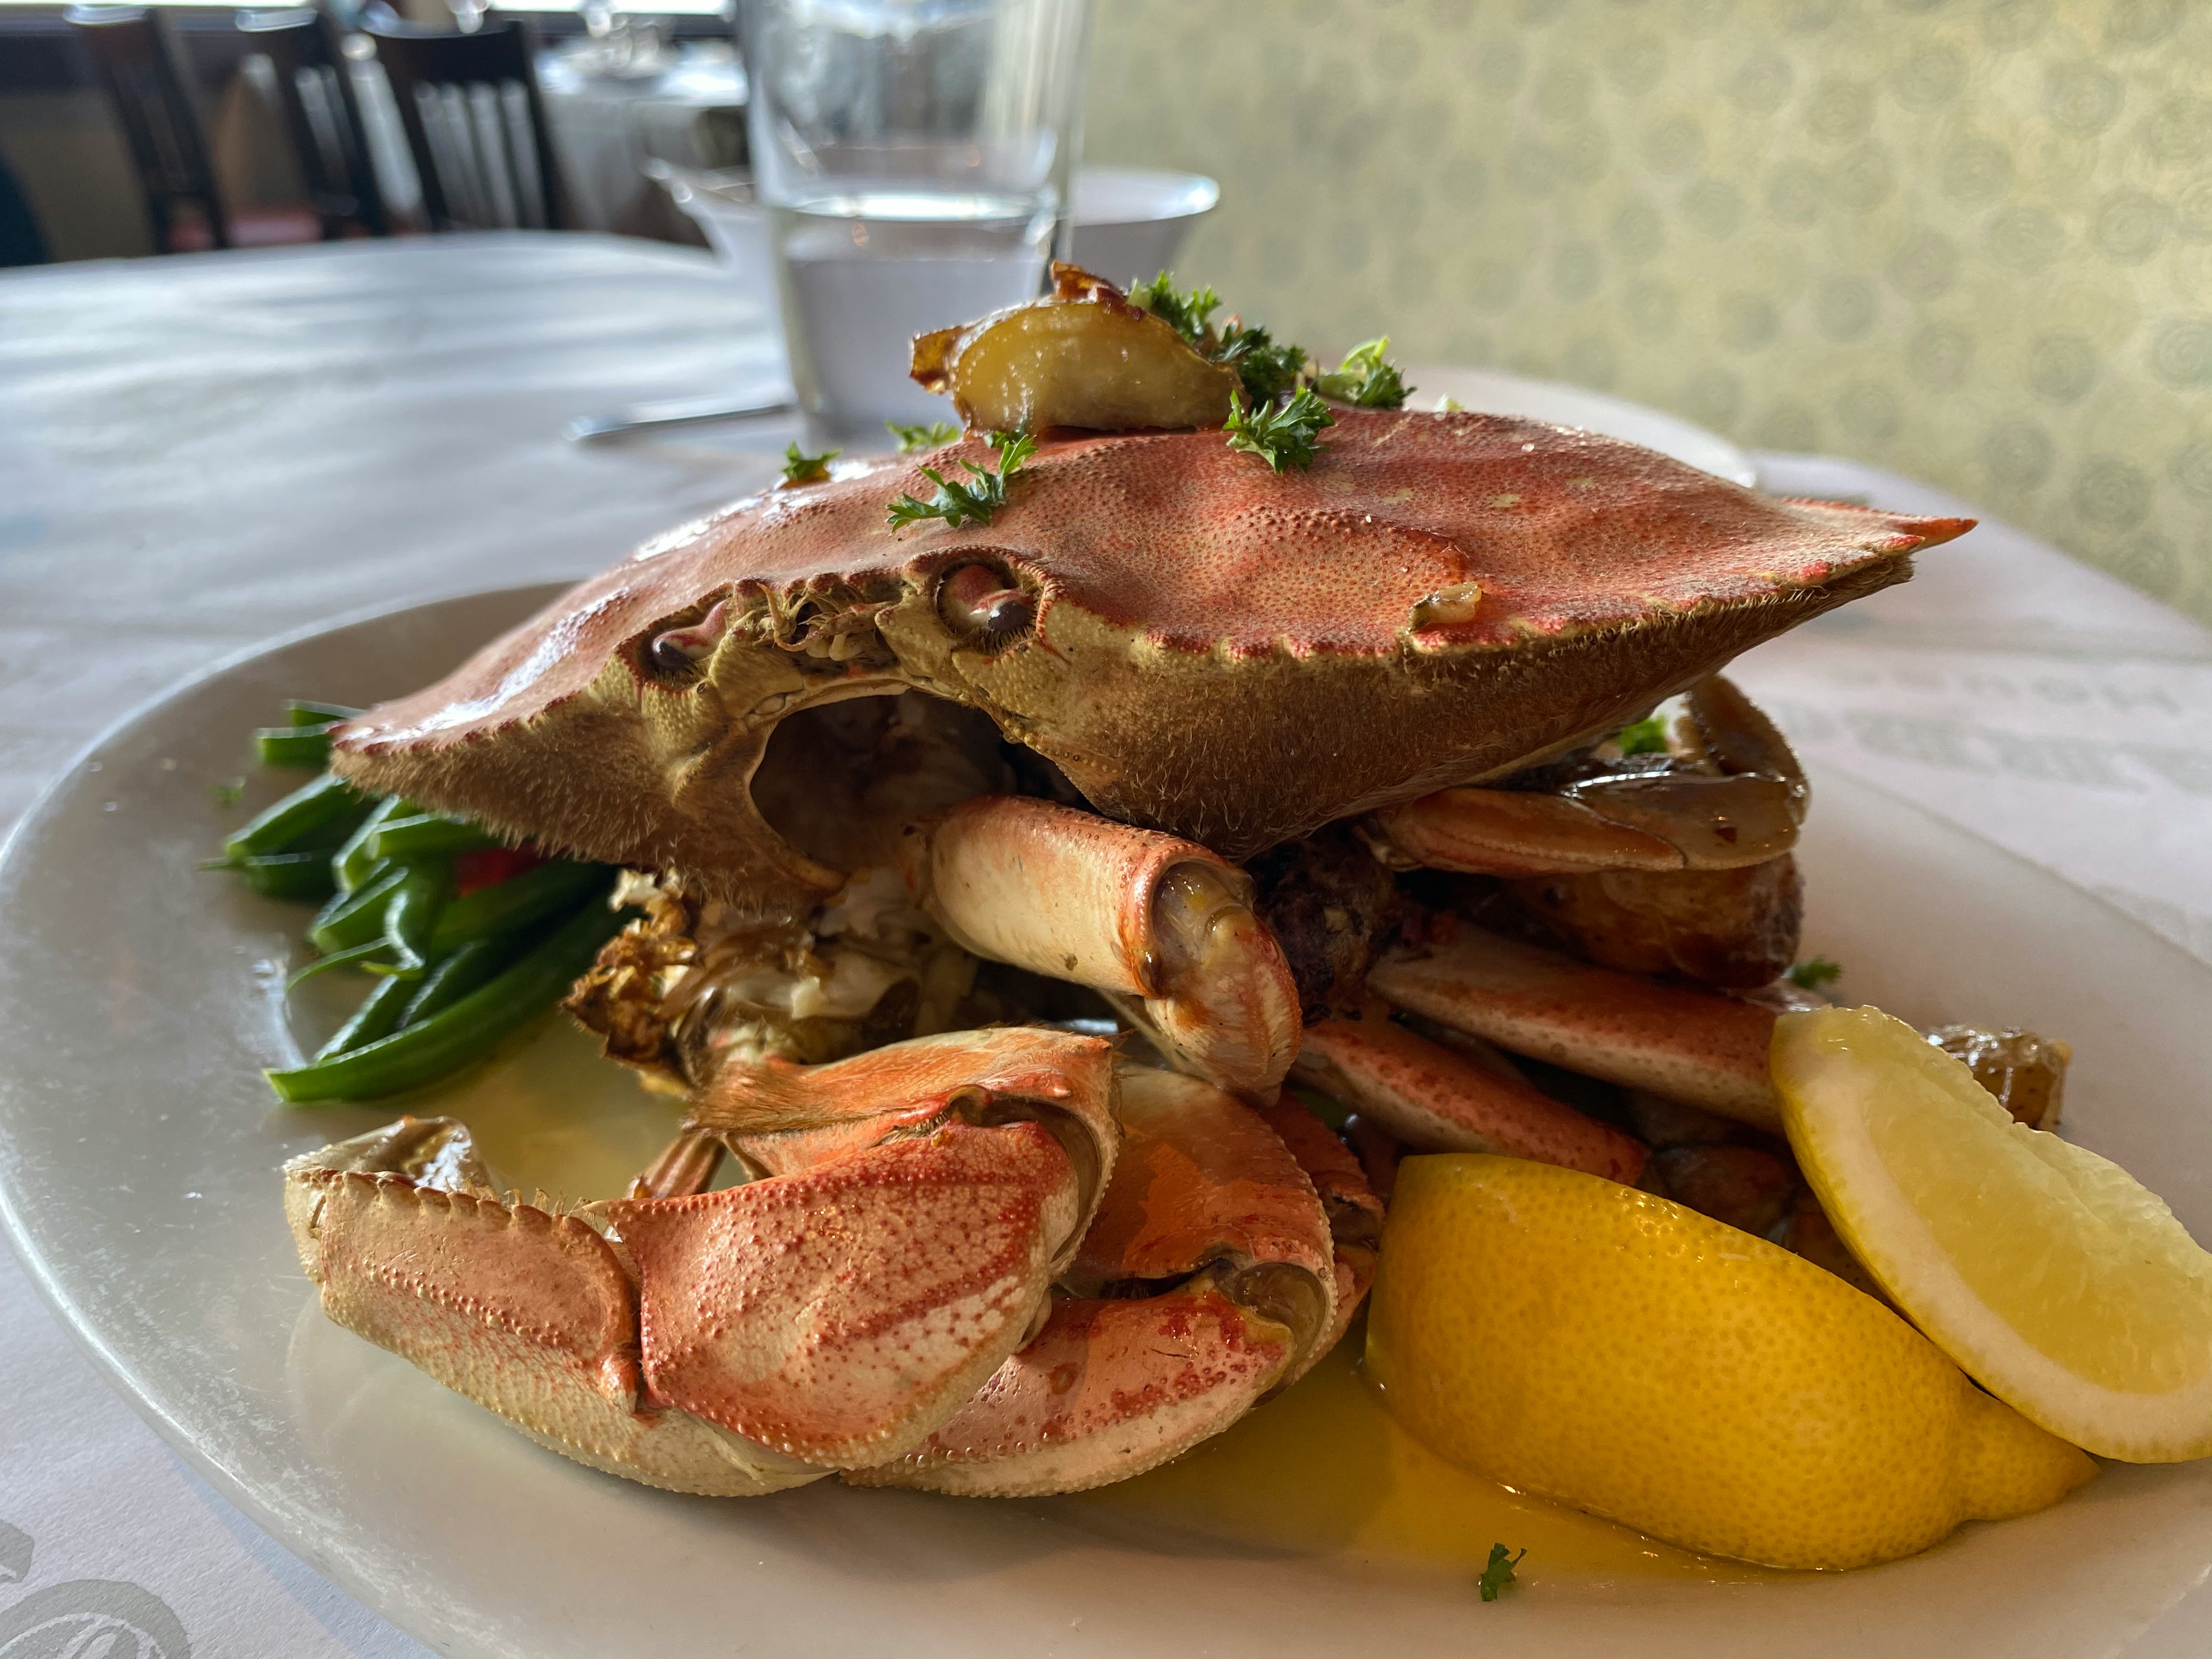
xmin=1776 ymin=1004 xmax=2212 ymax=1463
xmin=1367 ymin=1154 xmax=2094 ymax=1571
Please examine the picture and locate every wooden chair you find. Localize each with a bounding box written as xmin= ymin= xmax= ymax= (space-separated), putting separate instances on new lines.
xmin=235 ymin=6 xmax=390 ymax=239
xmin=67 ymin=4 xmax=235 ymax=251
xmin=368 ymin=20 xmax=568 ymax=232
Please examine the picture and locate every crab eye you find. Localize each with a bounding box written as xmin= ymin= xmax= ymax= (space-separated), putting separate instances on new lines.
xmin=938 ymin=563 xmax=1034 ymax=642
xmin=645 ymin=599 xmax=729 ymax=677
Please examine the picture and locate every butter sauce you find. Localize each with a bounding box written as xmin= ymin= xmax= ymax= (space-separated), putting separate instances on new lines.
xmin=443 ymin=1020 xmax=1760 ymax=1582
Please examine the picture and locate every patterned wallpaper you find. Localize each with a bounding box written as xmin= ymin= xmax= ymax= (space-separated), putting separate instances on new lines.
xmin=1084 ymin=0 xmax=2212 ymax=627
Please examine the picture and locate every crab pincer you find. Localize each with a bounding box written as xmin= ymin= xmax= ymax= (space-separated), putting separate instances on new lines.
xmin=897 ymin=795 xmax=1302 ymax=1097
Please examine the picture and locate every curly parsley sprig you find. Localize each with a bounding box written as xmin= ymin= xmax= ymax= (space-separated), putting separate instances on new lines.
xmin=886 ymin=430 xmax=1038 ymax=531
xmin=1478 ymin=1543 xmax=1527 ymax=1602
xmin=886 ymin=420 xmax=960 ymax=452
xmin=1128 ymin=271 xmax=1222 ymax=345
xmin=1132 ymin=272 xmax=1311 ymax=404
xmin=781 ymin=443 xmax=838 ymax=486
xmin=1312 ymin=336 xmax=1412 ymax=409
xmin=1225 ymin=386 xmax=1335 ymax=473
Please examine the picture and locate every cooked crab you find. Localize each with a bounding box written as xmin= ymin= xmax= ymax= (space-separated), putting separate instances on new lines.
xmin=293 ymin=279 xmax=1978 ymax=1497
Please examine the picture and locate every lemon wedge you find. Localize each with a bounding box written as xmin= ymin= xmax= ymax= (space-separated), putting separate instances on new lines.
xmin=1367 ymin=1154 xmax=2092 ymax=1571
xmin=1776 ymin=1005 xmax=2212 ymax=1463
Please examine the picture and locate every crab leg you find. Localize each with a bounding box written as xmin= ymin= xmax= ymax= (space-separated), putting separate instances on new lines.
xmin=1363 ymin=676 xmax=1808 ymax=879
xmin=286 ymin=1031 xmax=1120 ymax=1490
xmin=1293 ymin=1009 xmax=1647 ymax=1183
xmin=898 ymin=795 xmax=1301 ymax=1096
xmin=1255 ymin=1094 xmax=1383 ymax=1377
xmin=1367 ymin=926 xmax=1780 ymax=1128
xmin=850 ymin=1068 xmax=1348 ymax=1496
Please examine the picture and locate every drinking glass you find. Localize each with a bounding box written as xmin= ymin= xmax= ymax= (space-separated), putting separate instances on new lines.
xmin=741 ymin=0 xmax=1091 ymax=439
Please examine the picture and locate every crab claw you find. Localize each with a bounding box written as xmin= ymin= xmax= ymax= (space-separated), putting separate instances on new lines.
xmin=285 ymin=1030 xmax=1122 ymax=1489
xmin=898 ymin=795 xmax=1302 ymax=1097
xmin=1366 ymin=926 xmax=1780 ymax=1128
xmin=284 ymin=1118 xmax=819 ymax=1496
xmin=849 ymin=1068 xmax=1347 ymax=1496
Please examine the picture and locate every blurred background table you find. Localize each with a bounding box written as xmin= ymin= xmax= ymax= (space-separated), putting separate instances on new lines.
xmin=1 ymin=233 xmax=2209 ymax=1657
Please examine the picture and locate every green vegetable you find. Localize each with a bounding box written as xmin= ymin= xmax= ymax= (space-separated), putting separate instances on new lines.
xmin=285 ymin=699 xmax=361 ymax=726
xmin=1787 ymin=956 xmax=1843 ymax=991
xmin=1615 ymin=716 xmax=1671 ymax=757
xmin=1312 ymin=336 xmax=1410 ymax=409
xmin=267 ymin=901 xmax=626 ymax=1103
xmin=287 ymin=938 xmax=397 ymax=987
xmin=334 ymin=795 xmax=410 ymax=892
xmin=1216 ymin=320 xmax=1307 ymax=402
xmin=308 ymin=863 xmax=405 ymax=955
xmin=398 ymin=937 xmax=506 ymax=1025
xmin=210 ymin=777 xmax=246 ymax=808
xmin=254 ymin=723 xmax=336 ymax=769
xmin=1477 ymin=1543 xmax=1526 ymax=1602
xmin=375 ymin=862 xmax=448 ymax=979
xmin=232 ymin=851 xmax=338 ymax=902
xmin=887 ymin=430 xmax=1039 ymax=531
xmin=315 ymin=972 xmax=413 ymax=1060
xmin=219 ymin=772 xmax=370 ymax=862
xmin=1224 ymin=387 xmax=1335 ymax=473
xmin=427 ymin=859 xmax=612 ymax=952
xmin=781 ymin=442 xmax=838 ymax=486
xmin=886 ymin=420 xmax=960 ymax=452
xmin=1127 ymin=270 xmax=1221 ymax=344
xmin=369 ymin=812 xmax=499 ymax=862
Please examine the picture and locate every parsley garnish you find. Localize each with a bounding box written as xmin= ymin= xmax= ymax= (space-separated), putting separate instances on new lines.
xmin=886 ymin=430 xmax=1037 ymax=531
xmin=886 ymin=420 xmax=960 ymax=453
xmin=1217 ymin=321 xmax=1308 ymax=402
xmin=210 ymin=776 xmax=246 ymax=808
xmin=1477 ymin=1543 xmax=1526 ymax=1602
xmin=781 ymin=443 xmax=838 ymax=486
xmin=1132 ymin=271 xmax=1310 ymax=401
xmin=1615 ymin=715 xmax=1671 ymax=756
xmin=1225 ymin=387 xmax=1334 ymax=473
xmin=1313 ymin=336 xmax=1410 ymax=409
xmin=1128 ymin=271 xmax=1221 ymax=345
xmin=1787 ymin=956 xmax=1843 ymax=991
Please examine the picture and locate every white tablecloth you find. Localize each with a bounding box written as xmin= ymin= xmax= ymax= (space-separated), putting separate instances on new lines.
xmin=0 ymin=234 xmax=2207 ymax=1658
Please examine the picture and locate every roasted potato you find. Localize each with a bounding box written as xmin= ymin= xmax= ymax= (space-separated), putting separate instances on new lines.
xmin=910 ymin=264 xmax=1238 ymax=434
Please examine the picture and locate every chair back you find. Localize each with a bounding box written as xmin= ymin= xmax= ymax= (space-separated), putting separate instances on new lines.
xmin=235 ymin=7 xmax=389 ymax=238
xmin=368 ymin=20 xmax=567 ymax=232
xmin=66 ymin=4 xmax=230 ymax=252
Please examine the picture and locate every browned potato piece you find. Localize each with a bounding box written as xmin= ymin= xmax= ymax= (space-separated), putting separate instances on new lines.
xmin=910 ymin=263 xmax=1238 ymax=434
xmin=1924 ymin=1024 xmax=2072 ymax=1130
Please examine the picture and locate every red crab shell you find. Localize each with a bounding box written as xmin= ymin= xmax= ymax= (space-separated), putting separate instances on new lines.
xmin=332 ymin=411 xmax=1968 ymax=912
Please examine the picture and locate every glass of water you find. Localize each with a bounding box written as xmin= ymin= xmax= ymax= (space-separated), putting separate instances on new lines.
xmin=742 ymin=0 xmax=1092 ymax=440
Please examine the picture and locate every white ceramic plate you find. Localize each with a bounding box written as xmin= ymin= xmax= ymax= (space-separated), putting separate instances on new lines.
xmin=3 ymin=587 xmax=2210 ymax=1659
xmin=1407 ymin=364 xmax=1760 ymax=489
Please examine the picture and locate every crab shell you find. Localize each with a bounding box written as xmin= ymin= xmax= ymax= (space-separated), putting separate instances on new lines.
xmin=331 ymin=413 xmax=1968 ymax=912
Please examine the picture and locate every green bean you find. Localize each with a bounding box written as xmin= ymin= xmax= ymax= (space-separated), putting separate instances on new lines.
xmin=286 ymin=699 xmax=361 ymax=726
xmin=308 ymin=864 xmax=404 ymax=955
xmin=399 ymin=937 xmax=505 ymax=1025
xmin=255 ymin=724 xmax=336 ymax=769
xmin=230 ymin=851 xmax=338 ymax=902
xmin=220 ymin=772 xmax=370 ymax=862
xmin=315 ymin=973 xmax=413 ymax=1060
xmin=333 ymin=797 xmax=408 ymax=893
xmin=370 ymin=813 xmax=500 ymax=862
xmin=267 ymin=900 xmax=625 ymax=1103
xmin=377 ymin=862 xmax=448 ymax=978
xmin=288 ymin=939 xmax=394 ymax=987
xmin=427 ymin=860 xmax=610 ymax=952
